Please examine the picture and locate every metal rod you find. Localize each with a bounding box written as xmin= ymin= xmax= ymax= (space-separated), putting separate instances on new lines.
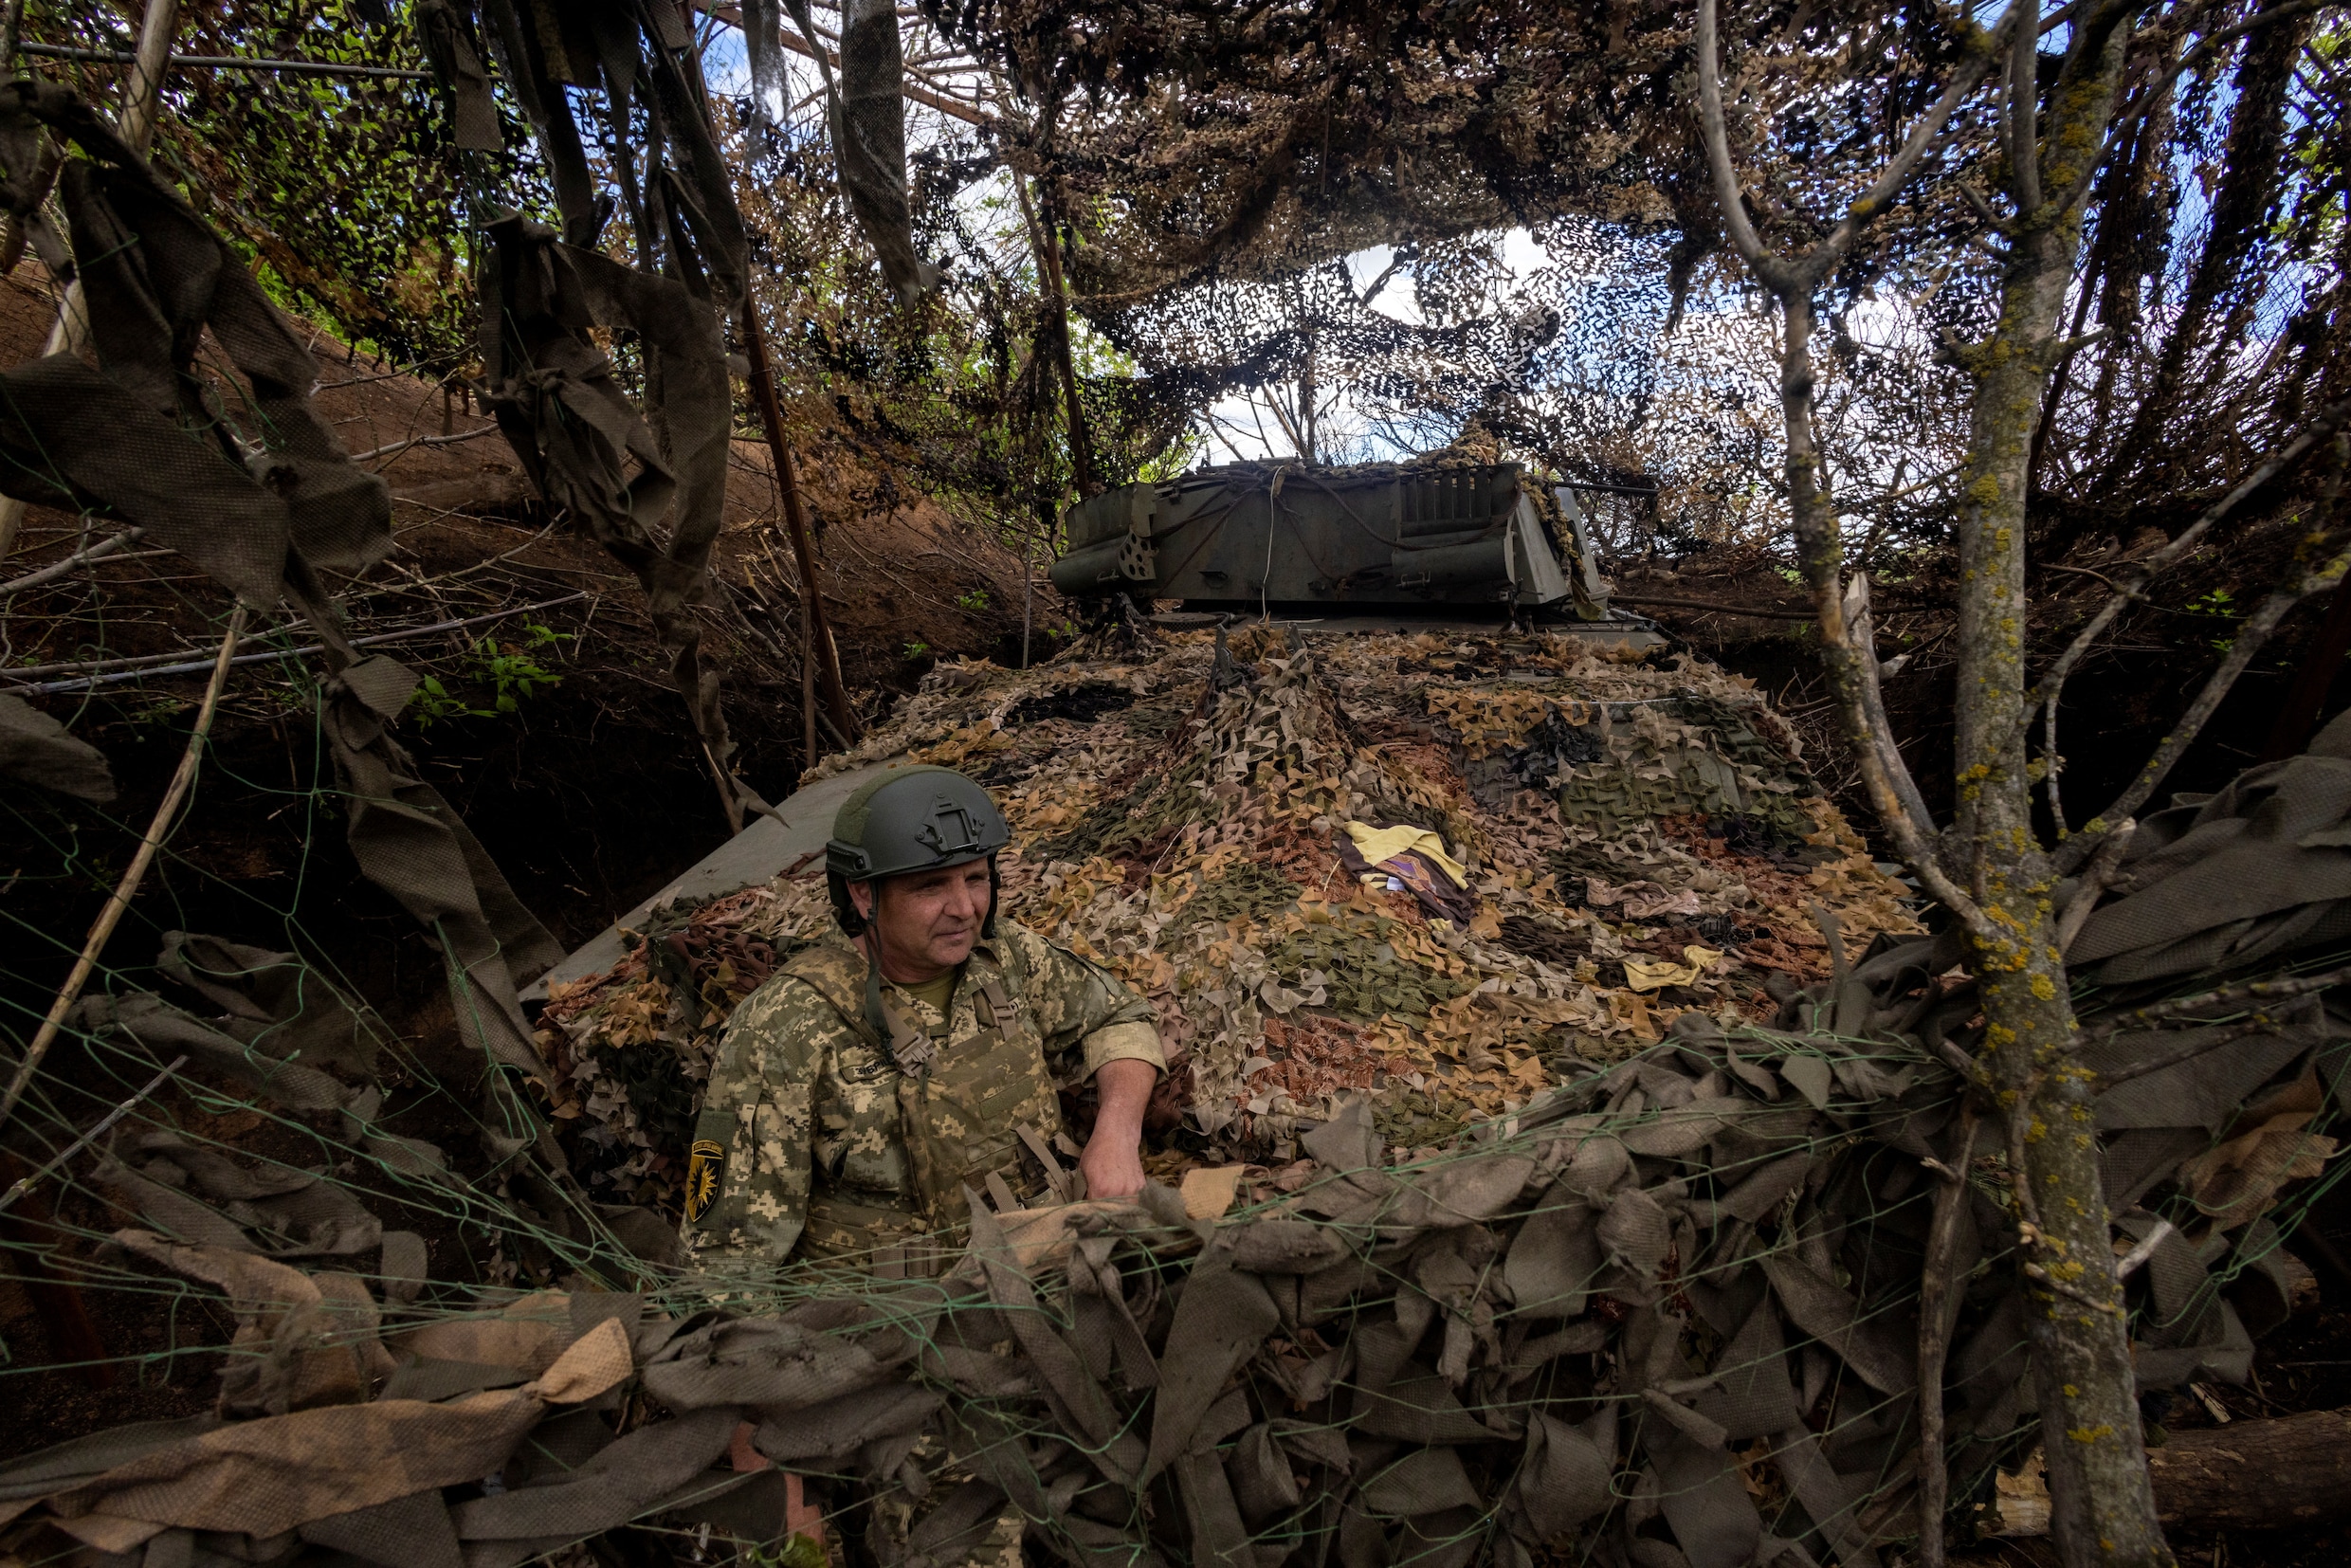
xmin=1554 ymin=479 xmax=1662 ymax=497
xmin=15 ymin=42 xmax=428 ymax=81
xmin=7 ymin=591 xmax=588 ymax=696
xmin=0 ymin=1054 xmax=186 ymax=1215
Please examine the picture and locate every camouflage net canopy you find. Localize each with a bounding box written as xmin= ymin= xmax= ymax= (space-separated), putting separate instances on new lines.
xmin=887 ymin=0 xmax=2351 ymax=562
xmin=540 ymin=627 xmax=1922 ymax=1203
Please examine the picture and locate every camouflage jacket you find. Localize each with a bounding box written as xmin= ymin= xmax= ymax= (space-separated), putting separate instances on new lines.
xmin=681 ymin=923 xmax=1162 ymax=1272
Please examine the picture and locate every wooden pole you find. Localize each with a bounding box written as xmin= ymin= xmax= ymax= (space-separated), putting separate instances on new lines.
xmin=0 ymin=604 xmax=245 ymax=1133
xmin=739 ymin=302 xmax=856 ymax=741
xmin=0 ymin=0 xmax=181 ymax=566
xmin=802 ymin=604 xmax=818 ymax=774
xmin=2147 ymin=1407 xmax=2351 ymax=1529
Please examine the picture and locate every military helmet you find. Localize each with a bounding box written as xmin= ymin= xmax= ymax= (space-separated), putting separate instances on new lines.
xmin=826 ymin=764 xmax=1011 ymax=935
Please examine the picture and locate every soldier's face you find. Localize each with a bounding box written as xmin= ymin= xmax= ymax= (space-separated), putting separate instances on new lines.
xmin=853 ymin=859 xmax=993 ymax=979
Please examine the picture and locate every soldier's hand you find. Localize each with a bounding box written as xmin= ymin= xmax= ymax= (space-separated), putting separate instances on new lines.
xmin=1079 ymin=1135 xmax=1146 ymax=1201
xmin=1080 ymin=1059 xmax=1157 ymax=1200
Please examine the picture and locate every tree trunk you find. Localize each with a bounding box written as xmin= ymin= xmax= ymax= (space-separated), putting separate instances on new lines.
xmin=1950 ymin=13 xmax=2169 ymax=1565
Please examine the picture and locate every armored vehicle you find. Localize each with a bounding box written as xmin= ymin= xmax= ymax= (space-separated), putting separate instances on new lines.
xmin=1048 ymin=459 xmax=1619 ymax=622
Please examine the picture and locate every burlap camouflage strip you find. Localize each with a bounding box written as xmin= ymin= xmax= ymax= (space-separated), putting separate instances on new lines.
xmin=0 ymin=692 xmax=116 ymax=801
xmin=459 ymin=0 xmax=762 ymax=811
xmin=477 ymin=211 xmax=743 ymax=793
xmin=0 ymin=82 xmax=563 ymax=1103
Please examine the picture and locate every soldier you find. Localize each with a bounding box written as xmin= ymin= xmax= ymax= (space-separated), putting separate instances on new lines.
xmin=680 ymin=763 xmax=1165 ymax=1273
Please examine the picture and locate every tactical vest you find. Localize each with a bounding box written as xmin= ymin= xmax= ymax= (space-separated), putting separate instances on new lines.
xmin=781 ymin=940 xmax=1063 ymax=1276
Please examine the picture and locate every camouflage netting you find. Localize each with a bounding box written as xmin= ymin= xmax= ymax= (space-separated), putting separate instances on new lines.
xmin=8 ymin=630 xmax=2349 ymax=1567
xmin=8 ymin=869 xmax=2343 ymax=1568
xmin=538 ymin=627 xmax=1919 ymax=1204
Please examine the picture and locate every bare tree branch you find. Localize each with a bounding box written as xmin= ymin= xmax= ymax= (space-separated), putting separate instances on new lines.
xmin=1916 ymin=1101 xmax=1982 ymax=1568
xmin=1694 ymin=0 xmax=1779 ymax=277
xmin=2007 ymin=1 xmax=2046 ymax=216
xmin=2055 ymin=818 xmax=2135 ymax=952
xmin=0 ymin=527 xmax=149 ymax=597
xmin=0 ymin=605 xmax=247 ymax=1134
xmin=2086 ymin=961 xmax=2351 ymax=1043
xmin=2049 ymin=0 xmax=2328 ymax=220
xmin=1697 ymin=0 xmax=2023 ymax=286
xmin=1695 ymin=0 xmax=2021 ymax=937
xmin=2043 ymin=665 xmax=2069 ymax=834
xmin=1844 ymin=573 xmax=1940 ymax=831
xmin=2096 ymin=1016 xmax=2300 ymax=1089
xmin=2063 ymin=530 xmax=2349 ymax=870
xmin=2027 ymin=397 xmax=2351 ymax=742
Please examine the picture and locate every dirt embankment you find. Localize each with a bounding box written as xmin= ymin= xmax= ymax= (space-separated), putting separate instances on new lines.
xmin=0 ymin=261 xmax=1038 ymax=1156
xmin=1609 ymin=536 xmax=2342 ymax=830
xmin=0 ymin=257 xmax=1038 ymax=932
xmin=0 ymin=263 xmax=1067 ymax=1448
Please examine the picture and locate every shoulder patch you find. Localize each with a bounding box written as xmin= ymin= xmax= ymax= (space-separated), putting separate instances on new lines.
xmin=683 ymin=1139 xmax=725 ymax=1225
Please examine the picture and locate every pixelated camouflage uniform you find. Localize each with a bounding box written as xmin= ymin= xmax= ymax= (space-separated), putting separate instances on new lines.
xmin=681 ymin=921 xmax=1162 ymax=1271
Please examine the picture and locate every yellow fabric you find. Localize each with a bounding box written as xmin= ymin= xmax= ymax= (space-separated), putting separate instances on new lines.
xmin=1343 ymin=821 xmax=1469 ymax=889
xmin=1622 ymin=946 xmax=1726 ymax=993
xmin=1179 ymin=1165 xmax=1248 ymax=1219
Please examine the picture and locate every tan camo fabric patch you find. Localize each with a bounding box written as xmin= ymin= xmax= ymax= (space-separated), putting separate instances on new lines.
xmin=540 ymin=628 xmax=1921 ymax=1193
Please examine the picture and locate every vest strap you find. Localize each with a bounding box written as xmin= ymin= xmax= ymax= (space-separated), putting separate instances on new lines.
xmin=869 ymin=962 xmax=939 ymax=1074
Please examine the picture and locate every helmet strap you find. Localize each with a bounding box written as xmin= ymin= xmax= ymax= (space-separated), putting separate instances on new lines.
xmin=828 ymin=871 xmax=870 ymax=937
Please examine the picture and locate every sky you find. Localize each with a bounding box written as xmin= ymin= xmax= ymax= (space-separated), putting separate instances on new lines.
xmin=1200 ymin=232 xmax=1556 ymax=465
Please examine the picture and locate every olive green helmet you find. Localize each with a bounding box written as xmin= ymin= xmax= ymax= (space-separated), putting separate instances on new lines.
xmin=825 ymin=764 xmax=1011 ymax=935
